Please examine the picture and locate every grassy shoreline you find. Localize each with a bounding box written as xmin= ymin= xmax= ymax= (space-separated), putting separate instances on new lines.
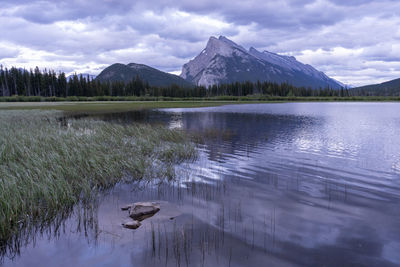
xmin=1 ymin=97 xmax=399 ymax=114
xmin=1 ymin=95 xmax=400 ymax=104
xmin=0 ymin=110 xmax=196 ymax=241
xmin=0 ymin=101 xmax=238 ymax=113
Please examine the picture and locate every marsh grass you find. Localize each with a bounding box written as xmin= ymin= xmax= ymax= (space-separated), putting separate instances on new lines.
xmin=0 ymin=110 xmax=196 ymax=243
xmin=0 ymin=101 xmax=233 ymax=113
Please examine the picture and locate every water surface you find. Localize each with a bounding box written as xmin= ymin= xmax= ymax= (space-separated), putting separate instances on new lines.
xmin=3 ymin=103 xmax=400 ymax=267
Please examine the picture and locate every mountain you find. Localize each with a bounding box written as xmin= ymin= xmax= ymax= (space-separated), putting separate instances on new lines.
xmin=180 ymin=36 xmax=343 ymax=89
xmin=351 ymin=78 xmax=400 ymax=96
xmin=67 ymin=73 xmax=96 ymax=81
xmin=96 ymin=63 xmax=193 ymax=87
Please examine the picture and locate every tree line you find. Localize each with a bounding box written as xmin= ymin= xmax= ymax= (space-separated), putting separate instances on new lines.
xmin=0 ymin=66 xmax=358 ymax=98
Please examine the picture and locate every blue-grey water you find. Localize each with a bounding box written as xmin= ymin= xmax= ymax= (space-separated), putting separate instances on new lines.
xmin=2 ymin=103 xmax=400 ymax=267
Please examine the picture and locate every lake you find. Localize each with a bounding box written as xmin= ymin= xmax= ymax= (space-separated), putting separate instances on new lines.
xmin=2 ymin=102 xmax=400 ymax=267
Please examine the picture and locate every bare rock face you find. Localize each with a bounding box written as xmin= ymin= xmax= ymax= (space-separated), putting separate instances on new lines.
xmin=180 ymin=35 xmax=343 ymax=89
xmin=122 ymin=220 xmax=141 ymax=229
xmin=180 ymin=36 xmax=248 ymax=87
xmin=129 ymin=202 xmax=160 ymax=221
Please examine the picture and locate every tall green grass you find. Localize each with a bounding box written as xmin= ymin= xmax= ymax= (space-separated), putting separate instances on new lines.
xmin=0 ymin=110 xmax=196 ymax=241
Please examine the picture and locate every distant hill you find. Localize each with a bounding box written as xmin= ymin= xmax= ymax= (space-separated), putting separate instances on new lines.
xmin=96 ymin=63 xmax=193 ymax=87
xmin=351 ymin=78 xmax=400 ymax=96
xmin=180 ymin=36 xmax=343 ymax=89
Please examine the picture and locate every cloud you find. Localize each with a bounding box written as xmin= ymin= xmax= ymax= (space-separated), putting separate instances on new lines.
xmin=0 ymin=43 xmax=20 ymax=60
xmin=0 ymin=0 xmax=399 ymax=86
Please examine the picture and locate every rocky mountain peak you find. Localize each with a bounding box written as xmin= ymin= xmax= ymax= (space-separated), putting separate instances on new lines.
xmin=249 ymin=47 xmax=257 ymax=53
xmin=203 ymin=36 xmax=244 ymax=57
xmin=180 ymin=36 xmax=343 ymax=89
xmin=180 ymin=36 xmax=249 ymax=84
xmin=218 ymin=36 xmax=246 ymax=51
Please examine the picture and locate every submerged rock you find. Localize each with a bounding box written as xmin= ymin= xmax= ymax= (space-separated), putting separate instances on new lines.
xmin=121 ymin=202 xmax=161 ymax=229
xmin=128 ymin=202 xmax=161 ymax=221
xmin=122 ymin=220 xmax=141 ymax=229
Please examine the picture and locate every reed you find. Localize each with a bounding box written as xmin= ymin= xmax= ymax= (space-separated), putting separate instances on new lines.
xmin=0 ymin=110 xmax=196 ymax=242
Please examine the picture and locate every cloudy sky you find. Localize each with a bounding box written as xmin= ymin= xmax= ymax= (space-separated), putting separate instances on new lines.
xmin=0 ymin=0 xmax=399 ymax=86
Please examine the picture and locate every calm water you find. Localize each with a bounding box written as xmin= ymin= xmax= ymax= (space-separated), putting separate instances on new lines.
xmin=3 ymin=103 xmax=400 ymax=267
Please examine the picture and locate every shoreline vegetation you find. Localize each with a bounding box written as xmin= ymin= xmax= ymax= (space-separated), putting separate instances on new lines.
xmin=0 ymin=101 xmax=237 ymax=113
xmin=0 ymin=110 xmax=196 ymax=243
xmin=0 ymin=96 xmax=399 ymax=112
xmin=0 ymin=97 xmax=398 ymax=117
xmin=1 ymin=95 xmax=400 ymax=103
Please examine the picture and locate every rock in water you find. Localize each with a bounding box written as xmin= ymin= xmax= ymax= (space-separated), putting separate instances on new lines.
xmin=122 ymin=220 xmax=141 ymax=229
xmin=129 ymin=202 xmax=160 ymax=221
xmin=121 ymin=204 xmax=132 ymax=211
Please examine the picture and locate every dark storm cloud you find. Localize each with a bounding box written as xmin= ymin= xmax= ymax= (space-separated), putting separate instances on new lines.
xmin=3 ymin=0 xmax=363 ymax=29
xmin=0 ymin=0 xmax=399 ymax=85
xmin=181 ymin=0 xmax=343 ymax=28
xmin=9 ymin=0 xmax=136 ymax=24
